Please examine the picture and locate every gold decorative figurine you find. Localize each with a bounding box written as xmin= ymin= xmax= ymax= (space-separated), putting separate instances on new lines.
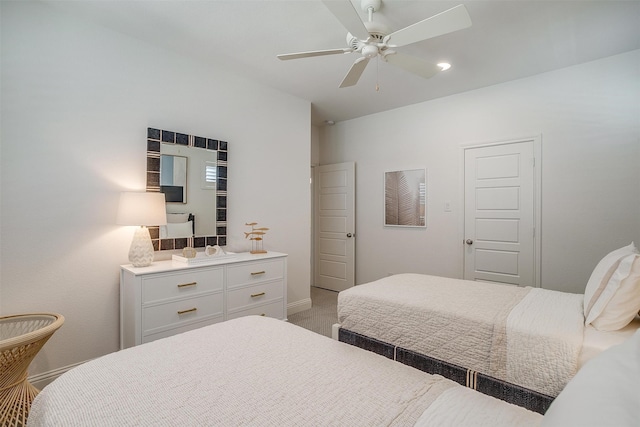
xmin=245 ymin=222 xmax=269 ymax=254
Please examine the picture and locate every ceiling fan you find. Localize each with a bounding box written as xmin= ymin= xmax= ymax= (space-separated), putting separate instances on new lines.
xmin=277 ymin=0 xmax=472 ymax=88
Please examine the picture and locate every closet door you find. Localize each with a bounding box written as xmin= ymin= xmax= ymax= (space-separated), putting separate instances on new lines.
xmin=464 ymin=140 xmax=539 ymax=287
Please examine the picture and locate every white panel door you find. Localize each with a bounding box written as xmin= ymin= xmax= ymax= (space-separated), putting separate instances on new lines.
xmin=464 ymin=141 xmax=536 ymax=286
xmin=314 ymin=162 xmax=355 ymax=291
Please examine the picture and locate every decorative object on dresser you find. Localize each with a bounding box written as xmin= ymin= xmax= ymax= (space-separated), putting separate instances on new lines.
xmin=120 ymin=252 xmax=287 ymax=349
xmin=116 ymin=192 xmax=167 ymax=267
xmin=204 ymin=245 xmax=225 ymax=256
xmin=244 ymin=222 xmax=269 ymax=254
xmin=146 ymin=128 xmax=228 ymax=252
xmin=0 ymin=313 xmax=64 ymax=426
xmin=172 ymin=249 xmax=235 ymax=265
xmin=181 ymin=247 xmax=196 ymax=258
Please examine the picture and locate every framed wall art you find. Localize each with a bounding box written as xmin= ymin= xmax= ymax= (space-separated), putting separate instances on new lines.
xmin=384 ymin=168 xmax=426 ymax=227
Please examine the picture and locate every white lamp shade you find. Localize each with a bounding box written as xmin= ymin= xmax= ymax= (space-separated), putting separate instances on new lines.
xmin=116 ymin=192 xmax=167 ymax=226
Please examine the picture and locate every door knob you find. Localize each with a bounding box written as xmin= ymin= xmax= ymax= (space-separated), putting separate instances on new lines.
xmin=347 ymin=233 xmax=353 ymax=238
xmin=466 ymin=239 xmax=473 ymax=245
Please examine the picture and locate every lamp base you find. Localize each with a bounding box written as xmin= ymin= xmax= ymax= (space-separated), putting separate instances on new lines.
xmin=129 ymin=226 xmax=155 ymax=267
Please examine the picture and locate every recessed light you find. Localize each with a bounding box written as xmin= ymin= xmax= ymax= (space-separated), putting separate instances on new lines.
xmin=324 ymin=120 xmax=335 ymax=126
xmin=437 ymin=63 xmax=451 ymax=71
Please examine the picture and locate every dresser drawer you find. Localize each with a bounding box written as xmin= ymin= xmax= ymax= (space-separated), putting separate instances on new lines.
xmin=227 ymin=259 xmax=284 ymax=289
xmin=143 ymin=293 xmax=223 ymax=334
xmin=141 ymin=267 xmax=223 ymax=304
xmin=227 ymin=280 xmax=284 ymax=311
xmin=142 ymin=316 xmax=224 ymax=344
xmin=226 ymin=301 xmax=285 ymax=320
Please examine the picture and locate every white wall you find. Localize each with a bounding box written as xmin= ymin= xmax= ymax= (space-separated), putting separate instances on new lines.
xmin=1 ymin=1 xmax=310 ymax=380
xmin=320 ymin=50 xmax=640 ymax=294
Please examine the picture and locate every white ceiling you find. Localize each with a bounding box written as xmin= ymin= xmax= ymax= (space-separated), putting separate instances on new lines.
xmin=43 ymin=0 xmax=640 ymax=125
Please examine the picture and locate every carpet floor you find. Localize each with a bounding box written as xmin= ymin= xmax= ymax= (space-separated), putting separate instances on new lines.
xmin=288 ymin=286 xmax=338 ymax=338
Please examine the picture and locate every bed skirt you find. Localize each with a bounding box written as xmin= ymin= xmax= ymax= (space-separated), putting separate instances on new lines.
xmin=338 ymin=327 xmax=554 ymax=415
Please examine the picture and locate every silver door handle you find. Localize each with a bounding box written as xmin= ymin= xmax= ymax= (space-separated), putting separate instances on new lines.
xmin=466 ymin=239 xmax=473 ymax=245
xmin=347 ymin=233 xmax=354 ymax=238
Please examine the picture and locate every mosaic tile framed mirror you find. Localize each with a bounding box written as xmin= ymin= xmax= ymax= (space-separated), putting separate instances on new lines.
xmin=146 ymin=127 xmax=228 ymax=251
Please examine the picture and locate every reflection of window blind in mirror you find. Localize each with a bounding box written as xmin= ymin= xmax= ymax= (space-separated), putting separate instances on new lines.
xmin=202 ymin=160 xmax=217 ymax=189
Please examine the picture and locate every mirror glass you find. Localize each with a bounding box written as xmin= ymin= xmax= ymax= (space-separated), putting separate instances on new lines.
xmin=160 ymin=154 xmax=188 ymax=203
xmin=159 ymin=145 xmax=217 ymax=237
xmin=146 ymin=128 xmax=228 ymax=251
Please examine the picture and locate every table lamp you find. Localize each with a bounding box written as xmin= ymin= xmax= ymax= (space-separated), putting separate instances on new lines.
xmin=117 ymin=192 xmax=167 ymax=267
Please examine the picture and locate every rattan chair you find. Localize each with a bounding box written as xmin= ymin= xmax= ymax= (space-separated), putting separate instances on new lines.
xmin=0 ymin=313 xmax=64 ymax=427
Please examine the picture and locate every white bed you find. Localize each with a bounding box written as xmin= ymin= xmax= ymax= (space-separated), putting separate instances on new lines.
xmin=338 ymin=274 xmax=639 ymax=398
xmin=337 ymin=243 xmax=640 ymax=403
xmin=27 ymin=316 xmax=542 ymax=426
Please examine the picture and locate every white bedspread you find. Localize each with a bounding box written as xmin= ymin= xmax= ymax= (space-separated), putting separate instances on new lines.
xmin=506 ymin=288 xmax=584 ymax=396
xmin=28 ymin=316 xmax=541 ymax=426
xmin=338 ymin=273 xmax=585 ymax=396
xmin=416 ymin=386 xmax=542 ymax=426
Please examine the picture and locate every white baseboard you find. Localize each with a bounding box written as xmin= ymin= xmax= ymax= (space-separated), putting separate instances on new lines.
xmin=29 ymin=360 xmax=87 ymax=390
xmin=287 ymin=298 xmax=312 ymax=316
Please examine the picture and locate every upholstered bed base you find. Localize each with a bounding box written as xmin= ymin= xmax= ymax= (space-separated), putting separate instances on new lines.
xmin=338 ymin=327 xmax=554 ymax=415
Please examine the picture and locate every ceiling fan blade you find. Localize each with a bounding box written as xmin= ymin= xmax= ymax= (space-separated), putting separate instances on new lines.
xmin=322 ymin=0 xmax=370 ymax=41
xmin=385 ymin=4 xmax=472 ymax=47
xmin=383 ymin=52 xmax=441 ymax=80
xmin=339 ymin=57 xmax=370 ymax=88
xmin=277 ymin=48 xmax=353 ymax=61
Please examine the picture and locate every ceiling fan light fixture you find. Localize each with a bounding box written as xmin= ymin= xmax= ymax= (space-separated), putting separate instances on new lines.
xmin=437 ymin=62 xmax=451 ymax=71
xmin=362 ymin=44 xmax=379 ymax=58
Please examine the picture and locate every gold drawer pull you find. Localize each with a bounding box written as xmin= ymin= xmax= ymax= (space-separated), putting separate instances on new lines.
xmin=177 ymin=282 xmax=197 ymax=288
xmin=177 ymin=308 xmax=197 ymax=315
xmin=251 ymin=271 xmax=266 ymax=276
xmin=251 ymin=292 xmax=266 ymax=298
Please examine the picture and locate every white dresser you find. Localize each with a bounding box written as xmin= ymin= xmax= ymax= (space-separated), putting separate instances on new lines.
xmin=120 ymin=252 xmax=287 ymax=349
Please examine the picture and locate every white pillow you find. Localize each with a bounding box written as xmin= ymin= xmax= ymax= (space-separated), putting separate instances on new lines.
xmin=589 ymin=254 xmax=640 ymax=331
xmin=160 ymin=221 xmax=193 ymax=239
xmin=166 ymin=213 xmax=190 ymax=223
xmin=541 ymin=330 xmax=640 ymax=426
xmin=583 ymin=242 xmax=638 ymax=319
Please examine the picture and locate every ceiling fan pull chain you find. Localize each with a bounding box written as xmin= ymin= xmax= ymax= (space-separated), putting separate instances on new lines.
xmin=376 ymin=56 xmax=380 ymax=92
